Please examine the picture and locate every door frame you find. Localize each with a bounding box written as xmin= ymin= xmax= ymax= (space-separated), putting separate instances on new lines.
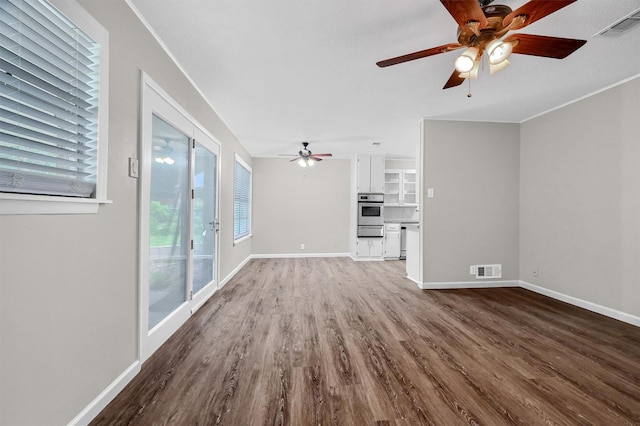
xmin=139 ymin=73 xmax=221 ymax=361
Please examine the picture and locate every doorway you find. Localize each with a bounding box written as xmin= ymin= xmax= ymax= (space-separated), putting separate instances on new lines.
xmin=140 ymin=75 xmax=220 ymax=361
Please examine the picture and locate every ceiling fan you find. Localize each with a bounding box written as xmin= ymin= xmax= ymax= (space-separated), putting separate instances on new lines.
xmin=287 ymin=142 xmax=333 ymax=167
xmin=376 ymin=0 xmax=587 ymax=90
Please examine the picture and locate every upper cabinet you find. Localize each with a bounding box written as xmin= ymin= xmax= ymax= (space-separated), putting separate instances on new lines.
xmin=384 ymin=169 xmax=418 ymax=206
xmin=357 ymin=155 xmax=385 ymax=193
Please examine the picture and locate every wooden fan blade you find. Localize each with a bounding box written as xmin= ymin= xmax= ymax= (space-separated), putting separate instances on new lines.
xmin=505 ymin=33 xmax=586 ymax=59
xmin=289 ymin=157 xmax=302 ymax=162
xmin=440 ymin=0 xmax=488 ymax=34
xmin=377 ymin=43 xmax=463 ymax=68
xmin=309 ymin=157 xmax=323 ymax=162
xmin=311 ymin=153 xmax=332 ymax=157
xmin=503 ymin=0 xmax=577 ymax=30
xmin=443 ymin=70 xmax=466 ymax=89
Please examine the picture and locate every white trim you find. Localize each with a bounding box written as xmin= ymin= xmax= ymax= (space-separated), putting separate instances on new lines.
xmin=522 ymin=73 xmax=640 ymax=123
xmin=220 ymin=255 xmax=252 ymax=288
xmin=413 ymin=277 xmax=640 ymax=328
xmin=0 ymin=194 xmax=112 ymax=215
xmin=191 ymin=285 xmax=217 ymax=314
xmin=234 ymin=153 xmax=251 ymax=173
xmin=519 ymin=281 xmax=640 ymax=328
xmin=422 ymin=74 xmax=640 ymax=125
xmin=419 ymin=280 xmax=519 ymax=290
xmin=252 ymin=253 xmax=351 ymax=259
xmin=406 ymin=274 xmax=421 ymax=287
xmin=233 ymin=233 xmax=252 ymax=246
xmin=67 ymin=361 xmax=141 ymax=426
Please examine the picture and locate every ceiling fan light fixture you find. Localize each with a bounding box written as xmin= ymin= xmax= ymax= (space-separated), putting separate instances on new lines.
xmin=454 ymin=47 xmax=479 ymax=73
xmin=489 ymin=58 xmax=511 ymax=75
xmin=458 ymin=56 xmax=481 ymax=80
xmin=486 ymin=39 xmax=513 ymax=65
xmin=297 ymin=158 xmax=315 ymax=167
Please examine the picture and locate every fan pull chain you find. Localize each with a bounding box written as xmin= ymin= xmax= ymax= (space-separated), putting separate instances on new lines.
xmin=467 ymin=77 xmax=472 ymax=98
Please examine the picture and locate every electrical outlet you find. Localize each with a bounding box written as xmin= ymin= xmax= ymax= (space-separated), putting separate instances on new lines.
xmin=300 ymin=244 xmax=305 ymax=250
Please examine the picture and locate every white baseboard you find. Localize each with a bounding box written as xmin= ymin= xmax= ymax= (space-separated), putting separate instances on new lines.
xmin=406 ymin=275 xmax=421 ymax=287
xmin=351 ymin=257 xmax=385 ymax=262
xmin=219 ymin=255 xmax=252 ymax=288
xmin=67 ymin=361 xmax=140 ymax=426
xmin=415 ymin=277 xmax=640 ymax=328
xmin=420 ymin=280 xmax=519 ymax=290
xmin=520 ymin=280 xmax=640 ymax=328
xmin=251 ymin=252 xmax=351 ymax=259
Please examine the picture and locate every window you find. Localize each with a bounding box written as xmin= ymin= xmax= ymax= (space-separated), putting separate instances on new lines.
xmin=233 ymin=155 xmax=251 ymax=242
xmin=0 ymin=0 xmax=109 ymax=214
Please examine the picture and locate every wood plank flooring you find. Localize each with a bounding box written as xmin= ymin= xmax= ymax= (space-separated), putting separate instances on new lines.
xmin=91 ymin=257 xmax=640 ymax=425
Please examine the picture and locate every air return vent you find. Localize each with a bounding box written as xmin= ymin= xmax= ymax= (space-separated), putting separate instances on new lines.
xmin=596 ymin=9 xmax=640 ymax=37
xmin=470 ymin=264 xmax=502 ymax=279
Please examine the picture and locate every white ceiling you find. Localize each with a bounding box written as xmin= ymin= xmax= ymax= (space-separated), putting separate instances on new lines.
xmin=128 ymin=0 xmax=640 ymax=160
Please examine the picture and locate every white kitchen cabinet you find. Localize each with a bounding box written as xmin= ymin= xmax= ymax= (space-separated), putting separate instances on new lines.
xmin=357 ymin=155 xmax=385 ymax=193
xmin=384 ymin=169 xmax=417 ymax=206
xmin=356 ymin=238 xmax=384 ymax=258
xmin=383 ymin=224 xmax=401 ymax=259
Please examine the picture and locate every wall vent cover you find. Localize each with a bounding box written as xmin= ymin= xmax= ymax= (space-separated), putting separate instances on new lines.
xmin=596 ymin=9 xmax=640 ymax=37
xmin=472 ymin=264 xmax=502 ymax=279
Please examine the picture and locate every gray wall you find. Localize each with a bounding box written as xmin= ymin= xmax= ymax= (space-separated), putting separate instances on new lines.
xmin=385 ymin=159 xmax=415 ymax=170
xmin=0 ymin=1 xmax=251 ymax=424
xmin=520 ymin=77 xmax=640 ymax=317
xmin=420 ymin=76 xmax=640 ymax=320
xmin=252 ymin=158 xmax=351 ymax=255
xmin=422 ymin=120 xmax=520 ymax=283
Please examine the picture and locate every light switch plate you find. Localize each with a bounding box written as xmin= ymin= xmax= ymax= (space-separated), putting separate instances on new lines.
xmin=128 ymin=158 xmax=139 ymax=178
xmin=427 ymin=188 xmax=434 ymax=198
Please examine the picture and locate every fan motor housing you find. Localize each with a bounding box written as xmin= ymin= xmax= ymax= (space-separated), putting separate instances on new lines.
xmin=457 ymin=4 xmax=513 ymax=47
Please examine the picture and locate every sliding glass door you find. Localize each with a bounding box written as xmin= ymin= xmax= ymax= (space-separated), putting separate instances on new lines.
xmin=140 ymin=76 xmax=220 ymax=360
xmin=193 ymin=143 xmax=217 ymax=293
xmin=148 ymin=114 xmax=190 ymax=330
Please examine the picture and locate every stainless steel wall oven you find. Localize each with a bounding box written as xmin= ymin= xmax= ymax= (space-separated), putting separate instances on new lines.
xmin=357 ymin=193 xmax=384 ymax=237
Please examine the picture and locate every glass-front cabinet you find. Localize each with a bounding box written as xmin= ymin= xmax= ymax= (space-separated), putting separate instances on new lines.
xmin=384 ymin=169 xmax=417 ymax=206
xmin=384 ymin=170 xmax=401 ymax=204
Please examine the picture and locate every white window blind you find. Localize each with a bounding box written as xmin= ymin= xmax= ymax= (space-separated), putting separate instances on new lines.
xmin=0 ymin=0 xmax=101 ymax=198
xmin=234 ymin=156 xmax=251 ymax=241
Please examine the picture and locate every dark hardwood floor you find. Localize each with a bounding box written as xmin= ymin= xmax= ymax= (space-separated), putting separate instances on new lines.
xmin=91 ymin=257 xmax=640 ymax=425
